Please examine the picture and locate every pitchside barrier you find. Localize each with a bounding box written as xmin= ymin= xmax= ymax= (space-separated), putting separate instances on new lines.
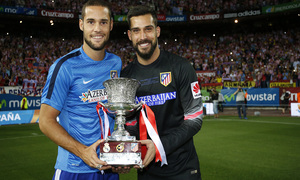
xmin=0 ymin=109 xmax=39 ymax=126
xmin=0 ymin=94 xmax=41 ymax=111
xmin=200 ymin=87 xmax=300 ymax=107
xmin=0 ymin=93 xmax=41 ymax=125
xmin=201 ymin=87 xmax=300 ymax=117
xmin=0 ymin=87 xmax=299 ymax=125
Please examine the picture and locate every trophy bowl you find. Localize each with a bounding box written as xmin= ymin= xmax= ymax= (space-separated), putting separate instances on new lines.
xmin=101 ymin=78 xmax=142 ymax=115
xmin=99 ymin=78 xmax=143 ymax=167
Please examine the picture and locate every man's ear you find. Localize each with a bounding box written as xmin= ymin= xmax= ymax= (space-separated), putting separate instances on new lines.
xmin=156 ymin=26 xmax=161 ymax=38
xmin=110 ymin=18 xmax=113 ymax=31
xmin=79 ymin=19 xmax=83 ymax=31
xmin=127 ymin=30 xmax=132 ymax=41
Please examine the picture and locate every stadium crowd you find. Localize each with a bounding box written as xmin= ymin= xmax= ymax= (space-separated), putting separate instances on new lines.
xmin=0 ymin=0 xmax=296 ymax=14
xmin=0 ymin=0 xmax=300 ymax=94
xmin=1 ymin=26 xmax=300 ymax=90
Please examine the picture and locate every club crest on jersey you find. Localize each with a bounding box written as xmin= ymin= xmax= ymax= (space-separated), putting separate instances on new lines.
xmin=160 ymin=72 xmax=172 ymax=87
xmin=110 ymin=70 xmax=118 ymax=79
xmin=191 ymin=81 xmax=201 ymax=99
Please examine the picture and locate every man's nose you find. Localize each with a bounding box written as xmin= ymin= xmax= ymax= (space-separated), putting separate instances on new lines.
xmin=94 ymin=22 xmax=101 ymax=32
xmin=140 ymin=30 xmax=147 ymax=40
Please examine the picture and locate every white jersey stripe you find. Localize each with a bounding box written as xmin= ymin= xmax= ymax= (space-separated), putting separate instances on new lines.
xmin=54 ymin=169 xmax=62 ymax=180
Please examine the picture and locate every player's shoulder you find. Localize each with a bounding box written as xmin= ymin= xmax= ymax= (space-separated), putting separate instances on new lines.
xmin=53 ymin=48 xmax=82 ymax=66
xmin=47 ymin=48 xmax=81 ymax=75
xmin=121 ymin=60 xmax=135 ymax=77
xmin=105 ymin=50 xmax=122 ymax=62
xmin=160 ymin=50 xmax=190 ymax=65
xmin=160 ymin=50 xmax=193 ymax=72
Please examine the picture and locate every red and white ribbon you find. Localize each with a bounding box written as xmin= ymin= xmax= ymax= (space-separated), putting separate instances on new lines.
xmin=96 ymin=102 xmax=111 ymax=140
xmin=96 ymin=102 xmax=112 ymax=174
xmin=139 ymin=102 xmax=168 ymax=166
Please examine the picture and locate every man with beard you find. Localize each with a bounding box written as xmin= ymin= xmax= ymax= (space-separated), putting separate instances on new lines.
xmin=39 ymin=1 xmax=122 ymax=179
xmin=121 ymin=5 xmax=203 ymax=180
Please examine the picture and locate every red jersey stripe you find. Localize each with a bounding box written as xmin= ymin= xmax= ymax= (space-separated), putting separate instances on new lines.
xmin=184 ymin=110 xmax=203 ymax=120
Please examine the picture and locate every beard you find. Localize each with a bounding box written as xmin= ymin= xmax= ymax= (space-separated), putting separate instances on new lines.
xmin=84 ymin=36 xmax=109 ymax=51
xmin=133 ymin=39 xmax=157 ymax=60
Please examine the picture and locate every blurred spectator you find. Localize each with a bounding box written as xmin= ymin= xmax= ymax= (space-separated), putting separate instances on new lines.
xmin=261 ymin=70 xmax=267 ymax=88
xmin=218 ymin=91 xmax=225 ymax=112
xmin=281 ymin=89 xmax=290 ymax=114
xmin=233 ymin=86 xmax=247 ymax=119
xmin=211 ymin=88 xmax=219 ymax=118
xmin=8 ymin=76 xmax=17 ymax=86
xmin=20 ymin=94 xmax=28 ymax=110
xmin=0 ymin=76 xmax=5 ymax=86
xmin=282 ymin=69 xmax=289 ymax=80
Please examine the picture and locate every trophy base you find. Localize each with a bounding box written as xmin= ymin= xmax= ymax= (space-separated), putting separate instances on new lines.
xmin=99 ymin=141 xmax=142 ymax=167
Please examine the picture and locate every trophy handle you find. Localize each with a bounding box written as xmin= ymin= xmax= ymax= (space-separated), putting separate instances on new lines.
xmin=133 ymin=101 xmax=143 ymax=111
xmin=98 ymin=101 xmax=116 ymax=114
xmin=98 ymin=101 xmax=107 ymax=108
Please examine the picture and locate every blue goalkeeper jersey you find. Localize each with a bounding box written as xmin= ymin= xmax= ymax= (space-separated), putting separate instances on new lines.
xmin=41 ymin=46 xmax=122 ymax=173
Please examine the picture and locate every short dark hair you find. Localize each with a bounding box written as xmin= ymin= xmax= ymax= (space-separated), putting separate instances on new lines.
xmin=127 ymin=5 xmax=157 ymax=28
xmin=81 ymin=0 xmax=112 ymax=20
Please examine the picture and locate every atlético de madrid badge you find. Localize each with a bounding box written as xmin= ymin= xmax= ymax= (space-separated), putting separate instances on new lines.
xmin=160 ymin=72 xmax=172 ymax=86
xmin=110 ymin=70 xmax=118 ymax=79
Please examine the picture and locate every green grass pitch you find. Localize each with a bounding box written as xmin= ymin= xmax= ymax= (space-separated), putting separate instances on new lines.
xmin=0 ymin=115 xmax=299 ymax=180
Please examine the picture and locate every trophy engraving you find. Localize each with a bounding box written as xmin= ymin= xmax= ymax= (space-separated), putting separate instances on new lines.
xmin=98 ymin=78 xmax=143 ymax=167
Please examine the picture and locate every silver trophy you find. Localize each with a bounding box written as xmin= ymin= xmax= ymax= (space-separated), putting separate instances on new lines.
xmin=99 ymin=78 xmax=143 ymax=167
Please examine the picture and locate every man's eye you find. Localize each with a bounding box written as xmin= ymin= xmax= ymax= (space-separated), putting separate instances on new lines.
xmin=146 ymin=27 xmax=153 ymax=32
xmin=132 ymin=29 xmax=140 ymax=33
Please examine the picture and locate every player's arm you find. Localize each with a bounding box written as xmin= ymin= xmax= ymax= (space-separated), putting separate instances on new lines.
xmin=39 ymin=104 xmax=110 ymax=170
xmin=160 ymin=60 xmax=203 ymax=155
xmin=39 ymin=61 xmax=110 ymax=170
xmin=160 ymin=106 xmax=203 ymax=155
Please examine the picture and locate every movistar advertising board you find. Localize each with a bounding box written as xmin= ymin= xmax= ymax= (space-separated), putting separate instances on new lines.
xmin=221 ymin=88 xmax=280 ymax=106
xmin=0 ymin=6 xmax=37 ymax=15
xmin=0 ymin=94 xmax=41 ymax=111
xmin=0 ymin=110 xmax=35 ymax=125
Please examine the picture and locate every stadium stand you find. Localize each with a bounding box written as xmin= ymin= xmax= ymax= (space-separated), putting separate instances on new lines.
xmin=0 ymin=20 xmax=299 ymax=89
xmin=0 ymin=0 xmax=296 ymax=14
xmin=0 ymin=1 xmax=299 ymax=111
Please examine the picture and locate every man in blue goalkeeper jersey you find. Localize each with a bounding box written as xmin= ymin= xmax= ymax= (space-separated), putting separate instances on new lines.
xmin=39 ymin=1 xmax=124 ymax=179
